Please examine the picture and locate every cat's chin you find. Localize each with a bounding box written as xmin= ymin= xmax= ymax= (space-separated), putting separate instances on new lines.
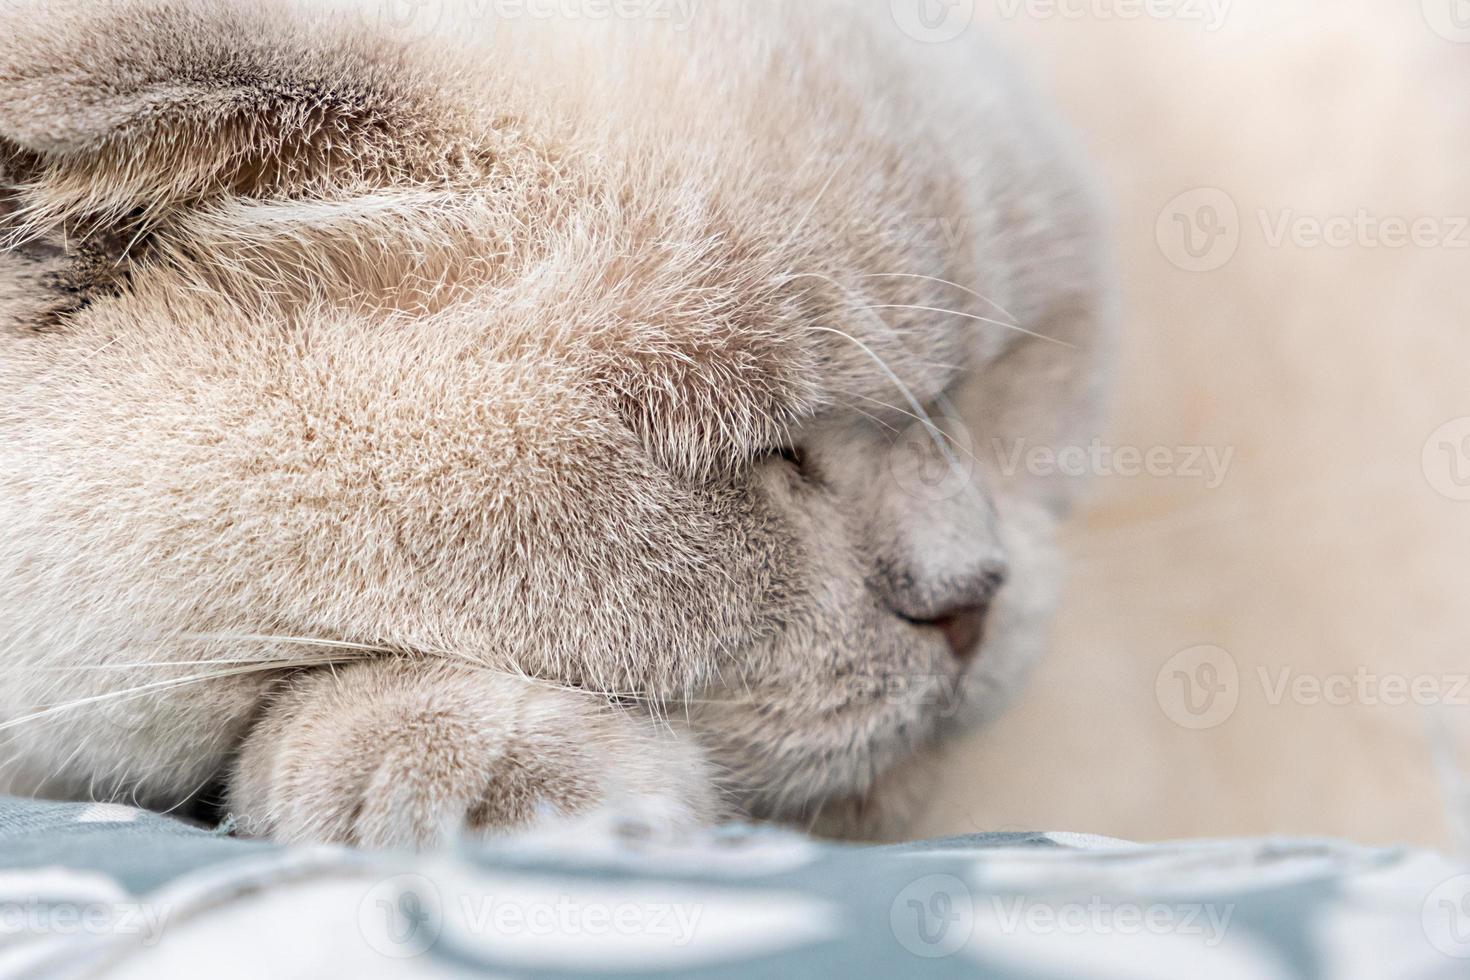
xmin=795 ymin=744 xmax=949 ymax=843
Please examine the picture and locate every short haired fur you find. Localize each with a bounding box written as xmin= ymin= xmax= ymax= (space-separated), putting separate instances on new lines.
xmin=0 ymin=0 xmax=1114 ymax=846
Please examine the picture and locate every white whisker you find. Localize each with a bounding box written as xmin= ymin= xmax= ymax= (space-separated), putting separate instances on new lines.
xmin=180 ymin=632 xmax=398 ymax=653
xmin=859 ymin=272 xmax=1021 ymax=325
xmin=861 ymin=304 xmax=1075 ymax=349
xmin=0 ymin=658 xmax=352 ymax=733
xmin=785 ymin=168 xmax=840 ymax=248
xmin=847 ymin=390 xmax=979 ymax=465
xmin=805 ymin=324 xmax=972 ymax=493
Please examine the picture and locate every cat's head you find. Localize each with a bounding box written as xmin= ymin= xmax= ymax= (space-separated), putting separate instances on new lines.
xmin=0 ymin=0 xmax=1114 ymax=837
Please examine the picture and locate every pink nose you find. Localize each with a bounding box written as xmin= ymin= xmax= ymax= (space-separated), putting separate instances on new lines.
xmin=924 ymin=603 xmax=991 ymax=662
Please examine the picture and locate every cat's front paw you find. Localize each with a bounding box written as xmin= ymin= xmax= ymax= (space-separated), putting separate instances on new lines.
xmin=228 ymin=661 xmax=717 ymax=849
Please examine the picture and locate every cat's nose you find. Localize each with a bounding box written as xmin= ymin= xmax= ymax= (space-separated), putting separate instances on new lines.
xmin=924 ymin=602 xmax=992 ymax=662
xmin=899 ymin=565 xmax=1005 ymax=662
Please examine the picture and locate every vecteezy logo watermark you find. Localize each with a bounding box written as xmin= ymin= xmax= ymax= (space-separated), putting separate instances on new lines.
xmin=1424 ymin=875 xmax=1470 ymax=958
xmin=891 ymin=875 xmax=975 ymax=958
xmin=1423 ymin=0 xmax=1470 ymax=43
xmin=1424 ymin=417 xmax=1470 ymax=502
xmin=891 ymin=0 xmax=976 ymax=43
xmin=889 ymin=416 xmax=979 ymax=504
xmin=1156 ymin=188 xmax=1241 ymax=273
xmin=988 ymin=897 xmax=1235 ymax=947
xmin=0 ymin=899 xmax=173 ymax=947
xmin=992 ymin=438 xmax=1236 ymax=490
xmin=358 ymin=875 xmax=444 ymax=959
xmin=1159 ymin=188 xmax=1470 ymax=271
xmin=358 ymin=0 xmax=447 ymax=38
xmin=991 ymin=0 xmax=1232 ymax=32
xmin=1157 ymin=648 xmax=1470 ymax=731
xmin=1156 ymin=646 xmax=1241 ymax=730
xmin=359 ymin=0 xmax=701 ymax=40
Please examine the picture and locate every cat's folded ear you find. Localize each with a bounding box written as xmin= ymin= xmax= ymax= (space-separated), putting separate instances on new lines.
xmin=0 ymin=0 xmax=487 ymax=229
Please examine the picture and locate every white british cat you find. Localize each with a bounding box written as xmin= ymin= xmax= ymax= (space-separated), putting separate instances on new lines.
xmin=0 ymin=0 xmax=1113 ymax=848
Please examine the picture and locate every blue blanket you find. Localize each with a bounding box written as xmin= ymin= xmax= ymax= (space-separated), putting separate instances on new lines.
xmin=0 ymin=797 xmax=1466 ymax=978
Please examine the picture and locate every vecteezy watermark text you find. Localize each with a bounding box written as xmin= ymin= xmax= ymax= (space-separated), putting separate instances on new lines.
xmin=988 ymin=896 xmax=1235 ymax=947
xmin=359 ymin=0 xmax=701 ymax=39
xmin=1158 ymin=188 xmax=1470 ymax=272
xmin=992 ymin=0 xmax=1231 ymax=31
xmin=890 ymin=0 xmax=1231 ymax=43
xmin=992 ymin=438 xmax=1236 ymax=489
xmin=1157 ymin=646 xmax=1470 ymax=730
xmin=0 ymin=899 xmax=172 ymax=947
xmin=358 ymin=875 xmax=704 ymax=959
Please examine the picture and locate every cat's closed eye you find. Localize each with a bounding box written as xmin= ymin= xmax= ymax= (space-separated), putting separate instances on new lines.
xmin=765 ymin=446 xmax=807 ymax=472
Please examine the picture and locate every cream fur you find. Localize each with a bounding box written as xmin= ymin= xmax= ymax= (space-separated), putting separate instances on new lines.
xmin=0 ymin=0 xmax=1113 ymax=847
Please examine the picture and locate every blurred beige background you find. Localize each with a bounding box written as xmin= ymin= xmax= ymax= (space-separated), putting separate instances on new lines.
xmin=923 ymin=0 xmax=1470 ymax=849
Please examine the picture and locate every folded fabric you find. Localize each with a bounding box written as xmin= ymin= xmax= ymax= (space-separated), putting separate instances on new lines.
xmin=0 ymin=796 xmax=1466 ymax=979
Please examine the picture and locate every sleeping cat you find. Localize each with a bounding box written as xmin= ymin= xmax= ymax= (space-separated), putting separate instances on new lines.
xmin=0 ymin=0 xmax=1114 ymax=847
